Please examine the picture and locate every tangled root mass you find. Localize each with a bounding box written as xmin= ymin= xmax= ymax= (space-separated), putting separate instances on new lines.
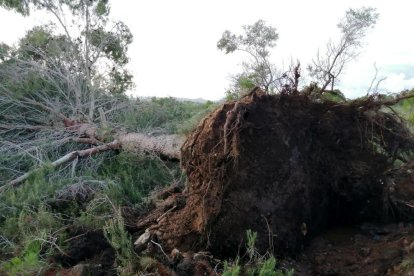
xmin=137 ymin=89 xmax=414 ymax=258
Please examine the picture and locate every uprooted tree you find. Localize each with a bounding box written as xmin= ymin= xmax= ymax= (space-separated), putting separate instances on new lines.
xmin=134 ymin=86 xmax=414 ymax=261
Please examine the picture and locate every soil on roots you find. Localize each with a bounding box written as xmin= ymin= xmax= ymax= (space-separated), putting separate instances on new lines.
xmin=137 ymin=89 xmax=414 ymax=261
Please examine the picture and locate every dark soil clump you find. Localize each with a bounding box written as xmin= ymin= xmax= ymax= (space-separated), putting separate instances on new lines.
xmin=53 ymin=227 xmax=116 ymax=274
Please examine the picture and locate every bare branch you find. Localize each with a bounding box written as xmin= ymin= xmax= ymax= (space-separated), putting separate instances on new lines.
xmin=367 ymin=63 xmax=387 ymax=95
xmin=309 ymin=7 xmax=379 ymax=93
xmin=0 ymin=140 xmax=121 ymax=192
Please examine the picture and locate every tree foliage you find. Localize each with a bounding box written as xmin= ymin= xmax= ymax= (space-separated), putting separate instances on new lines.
xmin=0 ymin=0 xmax=133 ymax=120
xmin=0 ymin=0 xmax=30 ymax=15
xmin=217 ymin=20 xmax=281 ymax=97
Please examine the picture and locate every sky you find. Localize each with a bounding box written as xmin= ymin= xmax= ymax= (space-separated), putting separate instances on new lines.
xmin=1 ymin=0 xmax=413 ymax=100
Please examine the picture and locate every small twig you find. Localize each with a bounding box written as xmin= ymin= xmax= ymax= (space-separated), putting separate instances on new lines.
xmin=156 ymin=204 xmax=177 ymax=223
xmin=262 ymin=215 xmax=274 ymax=253
xmin=405 ymin=202 xmax=414 ymax=208
xmin=150 ymin=240 xmax=169 ymax=259
xmin=367 ymin=63 xmax=387 ymax=95
xmin=34 ymin=237 xmax=69 ymax=257
xmin=98 ymin=107 xmax=108 ymax=128
xmin=0 ymin=235 xmax=14 ymax=249
xmin=202 ymin=180 xmax=213 ymax=227
xmin=72 ymin=137 xmax=101 ymax=145
xmin=63 ymin=232 xmax=90 ymax=243
xmin=71 ymin=156 xmax=79 ymax=178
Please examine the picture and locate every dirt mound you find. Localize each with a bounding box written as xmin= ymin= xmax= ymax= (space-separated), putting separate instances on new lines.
xmin=288 ymin=222 xmax=414 ymax=275
xmin=136 ymin=88 xmax=414 ymax=259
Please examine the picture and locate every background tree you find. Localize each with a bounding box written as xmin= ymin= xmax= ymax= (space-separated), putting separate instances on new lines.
xmin=0 ymin=0 xmax=133 ymax=120
xmin=217 ymin=20 xmax=281 ymax=98
xmin=308 ymin=7 xmax=379 ymax=93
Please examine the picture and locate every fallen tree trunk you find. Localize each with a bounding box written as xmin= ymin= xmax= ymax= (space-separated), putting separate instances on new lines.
xmin=119 ymin=133 xmax=183 ymax=160
xmin=0 ymin=131 xmax=184 ymax=192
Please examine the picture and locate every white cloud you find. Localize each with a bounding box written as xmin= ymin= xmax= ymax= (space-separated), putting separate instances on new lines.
xmin=382 ymin=73 xmax=414 ymax=93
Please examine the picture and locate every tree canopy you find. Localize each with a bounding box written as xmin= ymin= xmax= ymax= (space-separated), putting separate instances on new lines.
xmin=217 ymin=20 xmax=281 ymax=98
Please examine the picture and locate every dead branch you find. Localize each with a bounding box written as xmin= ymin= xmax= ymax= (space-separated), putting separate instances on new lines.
xmin=367 ymin=63 xmax=387 ymax=95
xmin=0 ymin=140 xmax=121 ymax=192
xmin=0 ymin=124 xmax=51 ymax=131
xmin=349 ymin=91 xmax=414 ymax=110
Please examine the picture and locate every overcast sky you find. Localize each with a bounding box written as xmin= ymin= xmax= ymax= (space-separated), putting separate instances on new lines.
xmin=1 ymin=0 xmax=413 ymax=100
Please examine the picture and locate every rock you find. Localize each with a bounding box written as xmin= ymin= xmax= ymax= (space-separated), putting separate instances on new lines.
xmin=134 ymin=230 xmax=151 ymax=250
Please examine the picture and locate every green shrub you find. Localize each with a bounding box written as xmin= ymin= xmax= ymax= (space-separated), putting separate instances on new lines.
xmin=103 ymin=208 xmax=137 ymax=274
xmin=75 ymin=194 xmax=115 ymax=229
xmin=99 ymin=152 xmax=181 ymax=206
xmin=0 ymin=165 xmax=66 ymax=241
xmin=223 ymin=230 xmax=294 ymax=276
xmin=246 ymin=229 xmax=258 ymax=259
xmin=223 ymin=260 xmax=241 ymax=276
xmin=2 ymin=240 xmax=44 ymax=275
xmin=258 ymin=257 xmax=277 ymax=276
